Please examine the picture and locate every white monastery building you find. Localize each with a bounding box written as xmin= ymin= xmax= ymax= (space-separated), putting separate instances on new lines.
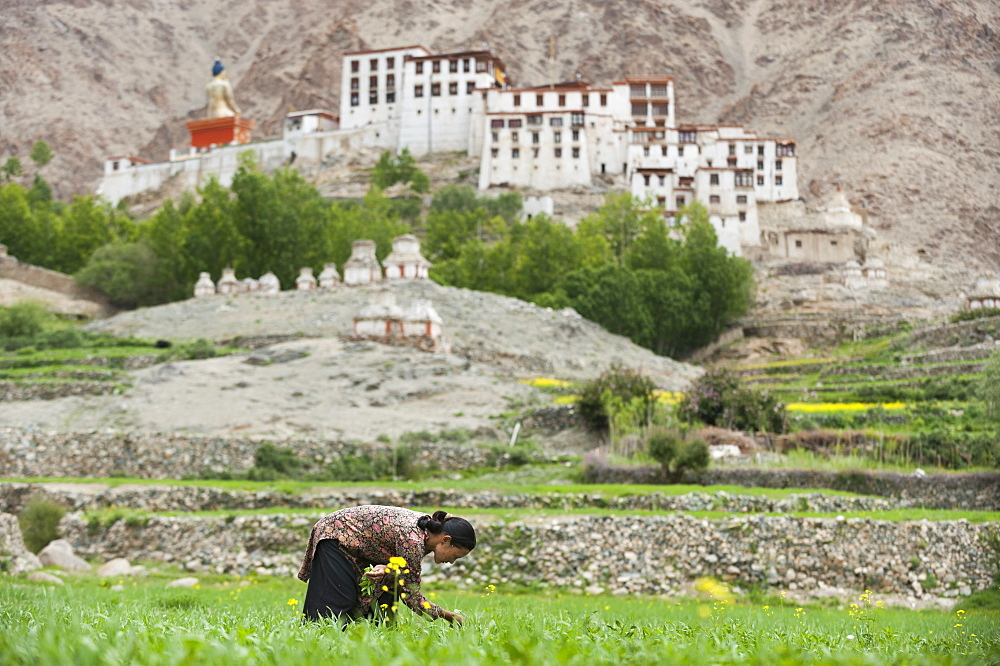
xmin=101 ymin=45 xmax=799 ymax=256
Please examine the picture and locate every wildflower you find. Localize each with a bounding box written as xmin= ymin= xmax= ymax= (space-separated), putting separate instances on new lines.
xmin=846 ymin=635 xmax=855 ymax=640
xmin=422 ymin=601 xmax=431 ymax=609
xmin=388 ymin=556 xmax=407 ymax=569
xmin=287 ymin=598 xmax=298 ymax=606
xmin=400 ymin=593 xmax=408 ymax=600
xmin=399 ymin=579 xmax=406 ymax=585
xmin=380 ymin=604 xmax=388 ymax=610
xmin=391 ymin=605 xmax=398 ymax=613
xmin=382 ymin=585 xmax=389 ymax=592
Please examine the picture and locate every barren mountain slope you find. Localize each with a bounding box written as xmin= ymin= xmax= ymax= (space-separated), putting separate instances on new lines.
xmin=1 ymin=0 xmax=998 ymax=267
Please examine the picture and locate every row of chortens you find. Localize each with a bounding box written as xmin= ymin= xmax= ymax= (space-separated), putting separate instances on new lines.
xmin=193 ymin=235 xmax=431 ymax=298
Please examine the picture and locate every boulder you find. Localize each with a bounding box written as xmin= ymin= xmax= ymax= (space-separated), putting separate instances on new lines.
xmin=166 ymin=577 xmax=199 ymax=589
xmin=27 ymin=571 xmax=64 ymax=585
xmin=37 ymin=539 xmax=91 ymax=572
xmin=96 ymin=557 xmax=133 ymax=578
xmin=0 ymin=512 xmax=41 ymax=575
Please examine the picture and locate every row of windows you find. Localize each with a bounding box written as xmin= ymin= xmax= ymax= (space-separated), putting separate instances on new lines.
xmin=349 ymin=56 xmax=493 ymax=75
xmin=350 ymin=75 xmax=397 ymax=90
xmin=509 ymin=93 xmax=608 ymax=108
xmin=414 ymin=81 xmax=477 ymax=97
xmin=490 ymin=113 xmax=585 ymax=128
xmin=630 ymin=84 xmax=669 ymax=97
xmin=707 ymin=172 xmax=784 ymax=186
xmin=349 ymin=57 xmax=398 ymax=73
xmin=491 ymin=130 xmax=582 ymax=143
xmin=631 ymin=103 xmax=669 ymax=116
xmin=491 ymin=147 xmax=582 ymax=159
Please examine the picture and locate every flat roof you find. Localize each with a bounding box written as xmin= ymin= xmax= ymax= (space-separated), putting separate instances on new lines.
xmin=344 ymin=45 xmax=429 ymax=56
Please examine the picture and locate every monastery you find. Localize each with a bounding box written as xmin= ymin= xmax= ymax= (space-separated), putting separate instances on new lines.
xmin=99 ymin=46 xmax=800 ymax=257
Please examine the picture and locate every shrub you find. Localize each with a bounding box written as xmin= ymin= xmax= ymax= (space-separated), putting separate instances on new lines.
xmin=0 ymin=302 xmax=53 ymax=339
xmin=577 ymin=364 xmax=657 ymax=432
xmin=35 ymin=327 xmax=86 ymax=350
xmin=677 ymin=367 xmax=786 ymax=433
xmin=950 ymin=307 xmax=1000 ymax=323
xmin=180 ymin=339 xmax=217 ymax=360
xmin=18 ymin=496 xmax=66 ymax=553
xmin=250 ymin=443 xmax=302 ymax=478
xmin=645 ymin=427 xmax=709 ymax=481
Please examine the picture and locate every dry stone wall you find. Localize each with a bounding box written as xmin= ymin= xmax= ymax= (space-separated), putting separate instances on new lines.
xmin=0 ymin=511 xmax=41 ymax=575
xmin=59 ymin=512 xmax=995 ymax=602
xmin=0 ymin=429 xmax=512 ymax=479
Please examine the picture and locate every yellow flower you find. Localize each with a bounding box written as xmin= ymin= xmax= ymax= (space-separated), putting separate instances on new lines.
xmin=287 ymin=598 xmax=298 ymax=606
xmin=422 ymin=601 xmax=431 ymax=609
xmin=390 ymin=605 xmax=398 ymax=612
xmin=399 ymin=579 xmax=406 ymax=585
xmin=382 ymin=585 xmax=389 ymax=591
xmin=380 ymin=603 xmax=388 ymax=610
xmin=403 ymin=569 xmax=410 ymax=574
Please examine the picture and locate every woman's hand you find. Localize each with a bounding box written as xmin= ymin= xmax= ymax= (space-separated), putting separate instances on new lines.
xmin=363 ymin=565 xmax=388 ymax=581
xmin=442 ymin=610 xmax=464 ymax=626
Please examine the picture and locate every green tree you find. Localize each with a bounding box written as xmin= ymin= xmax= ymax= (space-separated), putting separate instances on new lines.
xmin=510 ymin=216 xmax=583 ymax=300
xmin=76 ymin=241 xmax=169 ymax=308
xmin=52 ymin=196 xmax=131 ymax=274
xmin=370 ymin=148 xmax=430 ymax=193
xmin=557 ymin=264 xmax=655 ymax=348
xmin=179 ymin=179 xmax=243 ymax=281
xmin=0 ymin=157 xmax=22 ymax=184
xmin=577 ymin=192 xmax=652 ymax=265
xmin=29 ymin=141 xmax=54 ymax=169
xmin=0 ymin=183 xmax=45 ymax=263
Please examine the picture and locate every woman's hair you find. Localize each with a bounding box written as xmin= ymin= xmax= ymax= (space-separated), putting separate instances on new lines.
xmin=418 ymin=510 xmax=476 ymax=551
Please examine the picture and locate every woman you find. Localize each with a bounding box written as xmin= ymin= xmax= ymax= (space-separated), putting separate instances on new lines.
xmin=298 ymin=505 xmax=475 ymax=625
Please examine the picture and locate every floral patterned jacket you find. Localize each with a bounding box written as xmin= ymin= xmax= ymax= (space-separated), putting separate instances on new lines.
xmin=298 ymin=505 xmax=446 ymax=619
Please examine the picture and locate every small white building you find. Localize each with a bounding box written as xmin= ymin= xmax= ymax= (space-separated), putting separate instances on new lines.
xmin=861 ymin=257 xmax=889 ymax=289
xmin=241 ymin=277 xmax=259 ymax=293
xmin=216 ymin=267 xmax=239 ymax=295
xmin=258 ymin=272 xmax=281 ymax=295
xmin=967 ymin=276 xmax=1000 ymax=310
xmin=295 ymin=267 xmax=317 ymax=291
xmin=284 ymin=110 xmax=338 ymax=135
xmin=343 ymin=240 xmax=383 ymax=285
xmin=383 ymin=235 xmax=431 ymax=280
xmin=318 ymin=263 xmax=340 ymax=288
xmin=842 ymin=260 xmax=864 ymax=289
xmin=353 ymin=290 xmax=405 ymax=337
xmin=193 ymin=272 xmax=215 ymax=298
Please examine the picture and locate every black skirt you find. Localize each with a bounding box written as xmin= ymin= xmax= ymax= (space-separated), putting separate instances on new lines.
xmin=302 ymin=539 xmax=359 ymax=622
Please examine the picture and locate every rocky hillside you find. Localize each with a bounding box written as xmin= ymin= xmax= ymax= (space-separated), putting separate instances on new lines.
xmin=1 ymin=0 xmax=998 ymax=268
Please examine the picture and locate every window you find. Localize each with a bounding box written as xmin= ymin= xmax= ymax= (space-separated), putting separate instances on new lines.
xmin=678 ymin=146 xmax=684 ymax=156
xmin=532 ymin=148 xmax=540 ymax=158
xmin=775 ymin=175 xmax=783 ymax=185
xmin=643 ymin=174 xmax=651 ymax=186
xmin=467 ymin=81 xmax=475 ymax=94
xmin=386 ymin=90 xmax=395 ymax=104
xmin=739 ymin=212 xmax=746 ymax=221
xmin=432 ymin=60 xmax=441 ymax=73
xmin=661 ymin=146 xmax=667 ymax=156
xmin=536 ymin=93 xmax=544 ymax=106
xmin=745 ymin=144 xmax=753 ymax=154
xmin=600 ymin=93 xmax=607 ymax=106
xmin=757 ymin=160 xmax=764 ymax=170
xmin=679 ymin=130 xmax=696 ymax=143
xmin=651 ymin=84 xmax=668 ymax=97
xmin=449 ymin=82 xmax=458 ymax=95
xmin=757 ymin=175 xmax=764 ymax=186
xmin=476 ymin=60 xmax=488 ymax=72
xmin=795 ymin=240 xmax=802 ymax=248
xmin=631 ymin=103 xmax=647 ymax=116
xmin=736 ymin=195 xmax=748 ymax=204
xmin=415 ymin=85 xmax=424 ymax=97
xmin=572 ymin=130 xmax=580 ymax=141
xmin=554 ymin=131 xmax=562 ymax=143
xmin=512 ymin=131 xmax=519 ymax=142
xmin=658 ymin=175 xmax=666 ymax=186
xmin=630 ymin=84 xmax=645 ymax=96
xmin=676 ymin=197 xmax=685 ymax=209
xmin=369 ymin=91 xmax=377 ymax=104
xmin=387 ymin=57 xmax=394 ymax=70
xmin=350 ymin=77 xmax=359 ymax=90
xmin=550 ymin=117 xmax=563 ymax=126
xmin=776 ymin=159 xmax=783 ymax=171
xmin=571 ymin=112 xmax=584 ymax=126
xmin=416 ymin=62 xmax=423 ymax=74
xmin=558 ymin=94 xmax=566 ymax=106
xmin=431 ymin=83 xmax=441 ymax=96
xmin=709 ymin=173 xmax=719 ymax=185
xmin=513 ymin=94 xmax=521 ymax=106
xmin=350 ymin=93 xmax=359 ymax=107
xmin=709 ymin=195 xmax=720 ymax=203
xmin=491 ymin=149 xmax=498 ymax=158
xmin=652 ymin=104 xmax=668 ymax=116
xmin=643 ymin=147 xmax=649 ymax=156
xmin=491 ymin=132 xmax=499 ymax=142
xmin=527 ymin=114 xmax=542 ymax=125
xmin=777 ymin=143 xmax=795 ymax=156
xmin=735 ymin=172 xmax=753 ymax=187
xmin=508 ymin=119 xmax=522 ymax=128
xmin=531 ymin=132 xmax=540 ymax=144
xmin=758 ymin=145 xmax=765 ymax=156
xmin=582 ymin=93 xmax=589 ymax=107
xmin=491 ymin=119 xmax=505 ymax=128
xmin=512 ymin=148 xmax=520 ymax=158
xmin=369 ymin=75 xmax=377 ymax=88
xmin=572 ymin=147 xmax=580 ymax=158
xmin=369 ymin=58 xmax=379 ymax=71
xmin=729 ymin=143 xmax=736 ymax=156
xmin=386 ymin=74 xmax=394 ymax=88
xmin=831 ymin=240 xmax=838 ymax=246
xmin=350 ymin=60 xmax=359 ymax=73
xmin=463 ymin=59 xmax=471 ymax=72
xmin=449 ymin=60 xmax=458 ymax=73
xmin=554 ymin=148 xmax=562 ymax=157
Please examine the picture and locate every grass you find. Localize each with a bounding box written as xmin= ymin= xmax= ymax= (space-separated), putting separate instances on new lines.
xmin=0 ymin=575 xmax=995 ymax=664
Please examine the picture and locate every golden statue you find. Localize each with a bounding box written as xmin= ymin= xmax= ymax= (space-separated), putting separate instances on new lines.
xmin=206 ymin=59 xmax=241 ymax=118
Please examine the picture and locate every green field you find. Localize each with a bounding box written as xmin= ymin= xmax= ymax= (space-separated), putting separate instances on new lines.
xmin=0 ymin=574 xmax=997 ymax=665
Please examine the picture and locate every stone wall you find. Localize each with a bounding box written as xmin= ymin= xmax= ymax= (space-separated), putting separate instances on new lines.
xmin=0 ymin=429 xmax=528 ymax=479
xmin=0 ymin=254 xmax=112 ymax=316
xmin=59 ymin=512 xmax=996 ymax=601
xmin=583 ymin=465 xmax=1000 ymax=511
xmin=904 ymin=316 xmax=1000 ymax=349
xmin=740 ymin=314 xmax=908 ymax=345
xmin=0 ymin=482 xmax=917 ymax=515
xmin=0 ymin=511 xmax=41 ymax=574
